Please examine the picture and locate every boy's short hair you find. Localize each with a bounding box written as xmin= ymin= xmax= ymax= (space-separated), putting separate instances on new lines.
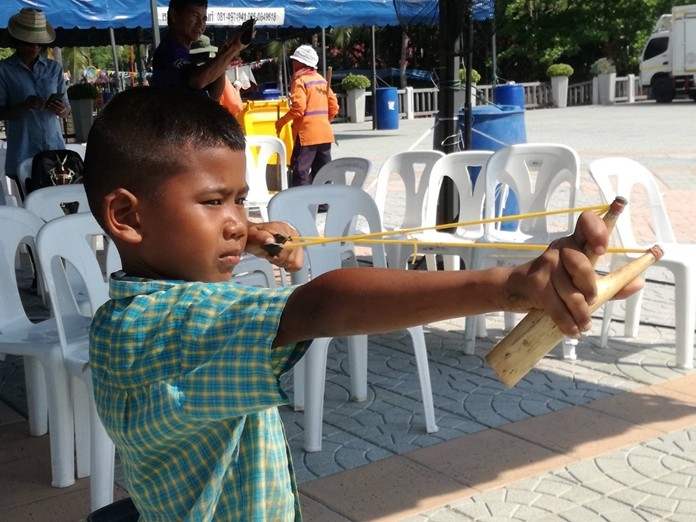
xmin=83 ymin=86 xmax=246 ymax=228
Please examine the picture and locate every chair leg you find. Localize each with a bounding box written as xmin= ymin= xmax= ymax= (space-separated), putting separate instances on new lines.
xmin=42 ymin=357 xmax=76 ymax=488
xmin=425 ymin=254 xmax=438 ymax=271
xmin=73 ymin=376 xmax=91 ymax=478
xmin=407 ymin=326 xmax=438 ymax=433
xmin=303 ymin=338 xmax=331 ymax=453
xmin=562 ymin=338 xmax=578 ymax=360
xmin=623 ymin=288 xmax=644 ymax=338
xmin=673 ymin=266 xmax=695 ymax=369
xmin=600 ymin=300 xmax=614 ymax=348
xmin=347 ymin=335 xmax=368 ymax=402
xmin=292 ymin=356 xmax=305 ymax=411
xmin=464 ymin=315 xmax=476 ymax=354
xmin=24 ymin=356 xmax=48 ymax=436
xmin=442 ymin=255 xmax=459 ymax=271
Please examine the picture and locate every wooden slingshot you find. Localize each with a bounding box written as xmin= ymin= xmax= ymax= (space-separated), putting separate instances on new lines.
xmin=261 ymin=196 xmax=662 ymax=387
xmin=485 ymin=196 xmax=663 ymax=387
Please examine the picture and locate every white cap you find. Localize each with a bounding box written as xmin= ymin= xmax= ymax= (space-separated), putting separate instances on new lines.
xmin=290 ymin=45 xmax=319 ymax=68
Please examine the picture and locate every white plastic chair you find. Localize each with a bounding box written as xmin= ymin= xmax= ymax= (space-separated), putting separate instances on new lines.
xmin=312 ymin=157 xmax=371 ymax=187
xmin=24 ymin=184 xmax=92 ymax=311
xmin=312 ymin=156 xmax=373 ymax=265
xmin=373 ymin=150 xmax=446 ymax=268
xmin=24 ymin=184 xmax=90 ymax=221
xmin=244 ymin=135 xmax=288 ymax=221
xmin=0 ymin=207 xmax=75 ymax=489
xmin=415 ymin=150 xmax=493 ymax=272
xmin=268 ymin=184 xmax=438 ymax=452
xmin=36 ymin=212 xmax=121 ymax=510
xmin=589 ymin=157 xmax=694 ymax=368
xmin=465 ymin=144 xmax=581 ymax=353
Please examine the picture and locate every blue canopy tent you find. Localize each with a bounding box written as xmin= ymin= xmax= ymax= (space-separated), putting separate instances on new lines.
xmin=0 ymin=1 xmax=400 ymax=38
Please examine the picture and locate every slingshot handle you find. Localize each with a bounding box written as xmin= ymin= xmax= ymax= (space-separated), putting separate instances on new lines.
xmin=484 ymin=197 xmax=634 ymax=387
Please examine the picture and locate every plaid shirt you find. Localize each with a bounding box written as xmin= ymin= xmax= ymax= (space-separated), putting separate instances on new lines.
xmin=90 ymin=273 xmax=308 ymax=521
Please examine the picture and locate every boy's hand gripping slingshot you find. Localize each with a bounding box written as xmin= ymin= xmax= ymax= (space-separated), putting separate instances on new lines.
xmin=485 ymin=197 xmax=663 ymax=387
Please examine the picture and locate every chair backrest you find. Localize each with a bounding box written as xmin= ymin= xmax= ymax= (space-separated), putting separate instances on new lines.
xmin=0 ymin=206 xmax=45 ymax=328
xmin=422 ymin=150 xmax=493 ymax=237
xmin=245 ymin=135 xmax=288 ymax=200
xmin=65 ymin=143 xmax=87 ymax=158
xmin=17 ymin=157 xmax=33 ymax=197
xmin=373 ymin=150 xmax=445 ymax=231
xmin=589 ymin=157 xmax=676 ymax=247
xmin=24 ymin=184 xmax=90 ymax=221
xmin=36 ymin=213 xmax=121 ymax=351
xmin=482 ymin=143 xmax=580 ymax=236
xmin=312 ymin=157 xmax=371 ymax=188
xmin=232 ymin=255 xmax=278 ymax=288
xmin=268 ymin=184 xmax=386 ymax=284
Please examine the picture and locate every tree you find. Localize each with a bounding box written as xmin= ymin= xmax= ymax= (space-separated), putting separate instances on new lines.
xmin=494 ymin=0 xmax=675 ymax=81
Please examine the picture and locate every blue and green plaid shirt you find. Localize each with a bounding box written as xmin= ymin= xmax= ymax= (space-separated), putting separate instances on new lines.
xmin=90 ymin=273 xmax=309 ymax=521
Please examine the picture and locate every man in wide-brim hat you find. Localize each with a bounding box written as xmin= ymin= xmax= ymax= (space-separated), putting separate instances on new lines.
xmin=0 ymin=8 xmax=70 ymax=186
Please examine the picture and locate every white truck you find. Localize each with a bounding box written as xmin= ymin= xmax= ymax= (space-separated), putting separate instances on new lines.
xmin=639 ymin=4 xmax=696 ymax=103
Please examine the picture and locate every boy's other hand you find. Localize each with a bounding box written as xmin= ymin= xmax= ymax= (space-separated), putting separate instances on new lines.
xmin=246 ymin=221 xmax=303 ymax=272
xmin=504 ymin=210 xmax=643 ymax=338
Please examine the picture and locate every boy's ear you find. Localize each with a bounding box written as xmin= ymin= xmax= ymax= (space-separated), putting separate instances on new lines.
xmin=102 ymin=188 xmax=143 ymax=244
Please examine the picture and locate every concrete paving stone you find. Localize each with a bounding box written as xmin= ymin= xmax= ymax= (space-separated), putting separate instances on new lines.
xmin=631 ymin=494 xmax=681 ymax=517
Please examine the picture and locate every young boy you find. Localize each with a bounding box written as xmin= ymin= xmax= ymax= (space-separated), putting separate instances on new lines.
xmin=84 ymin=87 xmax=638 ymax=521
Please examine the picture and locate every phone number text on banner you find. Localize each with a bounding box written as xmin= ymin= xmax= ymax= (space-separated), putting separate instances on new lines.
xmin=157 ymin=8 xmax=285 ymax=26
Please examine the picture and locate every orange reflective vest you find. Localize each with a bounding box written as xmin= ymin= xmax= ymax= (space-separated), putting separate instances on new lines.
xmin=277 ymin=67 xmax=339 ymax=146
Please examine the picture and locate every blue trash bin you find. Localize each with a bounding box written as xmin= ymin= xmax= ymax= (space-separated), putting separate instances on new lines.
xmin=459 ymin=104 xmax=527 ymax=230
xmin=375 ymin=87 xmax=399 ymax=130
xmin=494 ymin=83 xmax=525 ymax=110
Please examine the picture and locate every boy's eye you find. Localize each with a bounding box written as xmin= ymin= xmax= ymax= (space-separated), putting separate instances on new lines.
xmin=204 ymin=199 xmax=222 ymax=206
xmin=237 ymin=198 xmax=248 ymax=207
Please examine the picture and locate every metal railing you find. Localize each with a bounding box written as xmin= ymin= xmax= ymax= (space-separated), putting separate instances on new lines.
xmin=332 ymin=75 xmax=648 ymax=123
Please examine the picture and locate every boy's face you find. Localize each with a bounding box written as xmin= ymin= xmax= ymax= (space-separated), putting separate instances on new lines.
xmin=134 ymin=146 xmax=249 ymax=282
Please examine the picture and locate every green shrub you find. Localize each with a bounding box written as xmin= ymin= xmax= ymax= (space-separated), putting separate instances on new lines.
xmin=67 ymin=82 xmax=100 ymax=100
xmin=546 ymin=63 xmax=574 ymax=78
xmin=340 ymin=73 xmax=371 ymax=91
xmin=458 ymin=67 xmax=481 ymax=84
xmin=590 ymin=58 xmax=616 ymax=76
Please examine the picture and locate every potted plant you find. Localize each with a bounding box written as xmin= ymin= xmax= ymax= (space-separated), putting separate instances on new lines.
xmin=590 ymin=58 xmax=617 ymax=105
xmin=458 ymin=67 xmax=481 ymax=106
xmin=341 ymin=73 xmax=371 ymax=123
xmin=67 ymin=82 xmax=100 ymax=142
xmin=546 ymin=63 xmax=573 ymax=108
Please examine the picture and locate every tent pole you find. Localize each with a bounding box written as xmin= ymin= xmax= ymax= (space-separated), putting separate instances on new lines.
xmin=109 ymin=28 xmax=121 ymax=92
xmin=150 ymin=0 xmax=161 ymax=48
xmin=371 ymin=25 xmax=377 ymax=130
xmin=435 ymin=0 xmax=467 ymax=230
xmin=321 ymin=28 xmax=327 ymax=80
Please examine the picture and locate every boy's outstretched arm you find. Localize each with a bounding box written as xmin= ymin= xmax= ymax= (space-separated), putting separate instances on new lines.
xmin=274 ymin=211 xmax=642 ymax=347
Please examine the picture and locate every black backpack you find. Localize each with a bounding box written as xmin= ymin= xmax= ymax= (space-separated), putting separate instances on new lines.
xmin=27 ymin=149 xmax=84 ymax=194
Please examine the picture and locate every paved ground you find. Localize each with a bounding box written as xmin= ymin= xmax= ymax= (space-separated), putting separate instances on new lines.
xmin=1 ymin=99 xmax=695 ymax=521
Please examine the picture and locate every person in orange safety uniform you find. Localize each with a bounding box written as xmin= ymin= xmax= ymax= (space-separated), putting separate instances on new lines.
xmin=275 ymin=45 xmax=339 ymax=186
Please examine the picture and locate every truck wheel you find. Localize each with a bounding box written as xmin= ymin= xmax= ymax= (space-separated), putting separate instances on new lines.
xmin=689 ymin=90 xmax=696 ymax=101
xmin=652 ymin=77 xmax=675 ymax=103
